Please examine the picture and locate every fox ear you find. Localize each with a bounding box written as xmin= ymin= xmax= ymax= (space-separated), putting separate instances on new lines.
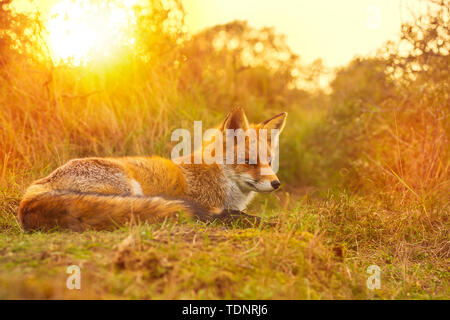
xmin=260 ymin=112 xmax=287 ymax=134
xmin=219 ymin=107 xmax=250 ymax=131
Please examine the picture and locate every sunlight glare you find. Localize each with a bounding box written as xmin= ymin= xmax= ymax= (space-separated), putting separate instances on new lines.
xmin=46 ymin=0 xmax=140 ymax=66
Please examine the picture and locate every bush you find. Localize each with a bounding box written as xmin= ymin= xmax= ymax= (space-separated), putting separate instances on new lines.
xmin=305 ymin=0 xmax=449 ymax=209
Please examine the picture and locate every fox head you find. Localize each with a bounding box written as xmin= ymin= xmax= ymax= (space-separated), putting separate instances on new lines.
xmin=208 ymin=107 xmax=287 ymax=193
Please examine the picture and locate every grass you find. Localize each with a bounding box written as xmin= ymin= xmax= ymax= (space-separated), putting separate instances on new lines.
xmin=0 ymin=191 xmax=448 ymax=299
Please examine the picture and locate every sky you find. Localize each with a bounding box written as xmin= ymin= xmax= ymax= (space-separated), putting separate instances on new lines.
xmin=183 ymin=0 xmax=415 ymax=67
xmin=12 ymin=0 xmax=420 ymax=68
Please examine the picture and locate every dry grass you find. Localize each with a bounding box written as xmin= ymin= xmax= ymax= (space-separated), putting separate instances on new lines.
xmin=0 ymin=193 xmax=448 ymax=299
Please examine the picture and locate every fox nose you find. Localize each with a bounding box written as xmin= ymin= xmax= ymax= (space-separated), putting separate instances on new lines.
xmin=271 ymin=180 xmax=281 ymax=189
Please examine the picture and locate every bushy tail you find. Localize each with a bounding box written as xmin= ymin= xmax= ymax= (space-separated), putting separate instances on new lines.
xmin=18 ymin=190 xmax=215 ymax=232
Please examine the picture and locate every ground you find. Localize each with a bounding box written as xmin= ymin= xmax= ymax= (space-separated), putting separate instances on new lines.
xmin=0 ymin=192 xmax=447 ymax=299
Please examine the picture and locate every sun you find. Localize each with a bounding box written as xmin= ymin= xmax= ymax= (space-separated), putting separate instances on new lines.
xmin=45 ymin=0 xmax=140 ymax=66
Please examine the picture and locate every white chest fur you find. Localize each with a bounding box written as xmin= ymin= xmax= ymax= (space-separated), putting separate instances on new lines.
xmin=226 ymin=190 xmax=255 ymax=211
xmin=221 ymin=168 xmax=256 ymax=211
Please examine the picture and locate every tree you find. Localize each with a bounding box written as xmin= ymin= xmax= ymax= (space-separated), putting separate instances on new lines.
xmin=177 ymin=21 xmax=314 ymax=109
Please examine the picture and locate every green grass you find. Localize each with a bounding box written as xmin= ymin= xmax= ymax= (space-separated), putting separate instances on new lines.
xmin=0 ymin=193 xmax=447 ymax=299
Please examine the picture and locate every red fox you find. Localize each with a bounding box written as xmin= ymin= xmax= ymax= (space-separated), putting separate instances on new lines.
xmin=18 ymin=108 xmax=287 ymax=231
